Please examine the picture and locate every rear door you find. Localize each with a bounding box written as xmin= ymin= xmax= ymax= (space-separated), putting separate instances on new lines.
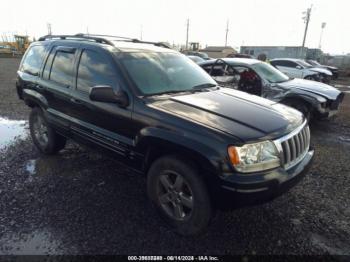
xmin=17 ymin=44 xmax=48 ymax=99
xmin=68 ymin=46 xmax=134 ymax=157
xmin=38 ymin=44 xmax=78 ymax=130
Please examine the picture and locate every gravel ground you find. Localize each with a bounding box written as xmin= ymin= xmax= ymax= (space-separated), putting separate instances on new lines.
xmin=0 ymin=58 xmax=349 ymax=255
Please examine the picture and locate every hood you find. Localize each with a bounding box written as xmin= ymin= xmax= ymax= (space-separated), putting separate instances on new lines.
xmin=152 ymin=88 xmax=303 ymax=142
xmin=309 ymin=67 xmax=332 ymax=76
xmin=278 ymin=78 xmax=341 ymax=100
xmin=322 ymin=65 xmax=338 ymax=71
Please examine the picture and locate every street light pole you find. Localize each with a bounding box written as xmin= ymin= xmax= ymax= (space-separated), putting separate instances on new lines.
xmin=319 ymin=22 xmax=326 ymax=49
xmin=186 ymin=18 xmax=189 ymax=50
xmin=47 ymin=23 xmax=52 ymax=35
xmin=225 ymin=20 xmax=229 ymax=46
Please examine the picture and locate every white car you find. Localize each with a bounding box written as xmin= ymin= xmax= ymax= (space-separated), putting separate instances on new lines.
xmin=270 ymin=58 xmax=332 ymax=83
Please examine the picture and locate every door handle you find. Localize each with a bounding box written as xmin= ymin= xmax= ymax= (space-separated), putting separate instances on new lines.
xmin=70 ymin=98 xmax=83 ymax=104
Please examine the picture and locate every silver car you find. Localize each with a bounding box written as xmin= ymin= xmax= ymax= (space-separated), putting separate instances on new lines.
xmin=199 ymin=58 xmax=344 ymax=121
xmin=270 ymin=58 xmax=333 ymax=83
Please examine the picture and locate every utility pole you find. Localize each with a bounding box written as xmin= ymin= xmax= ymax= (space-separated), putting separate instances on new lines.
xmin=301 ymin=6 xmax=312 ymax=48
xmin=186 ymin=18 xmax=189 ymax=50
xmin=225 ymin=20 xmax=229 ymax=46
xmin=318 ymin=22 xmax=326 ymax=49
xmin=47 ymin=23 xmax=52 ymax=35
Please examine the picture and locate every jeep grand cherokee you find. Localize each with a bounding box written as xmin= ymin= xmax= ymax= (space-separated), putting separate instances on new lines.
xmin=16 ymin=34 xmax=314 ymax=235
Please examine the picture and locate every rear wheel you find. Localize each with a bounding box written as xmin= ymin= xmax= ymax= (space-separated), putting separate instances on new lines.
xmin=147 ymin=156 xmax=212 ymax=236
xmin=29 ymin=107 xmax=66 ymax=154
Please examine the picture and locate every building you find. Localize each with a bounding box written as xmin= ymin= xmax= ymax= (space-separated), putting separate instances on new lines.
xmin=200 ymin=46 xmax=237 ymax=58
xmin=240 ymin=46 xmax=308 ymax=59
xmin=306 ymin=48 xmax=324 ymax=61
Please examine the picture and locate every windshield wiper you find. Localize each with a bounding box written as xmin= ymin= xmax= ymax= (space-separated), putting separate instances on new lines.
xmin=191 ymin=83 xmax=218 ymax=92
xmin=144 ymin=90 xmax=191 ymax=97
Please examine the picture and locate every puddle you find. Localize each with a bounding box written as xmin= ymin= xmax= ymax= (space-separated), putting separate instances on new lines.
xmin=24 ymin=159 xmax=37 ymax=182
xmin=25 ymin=159 xmax=37 ymax=175
xmin=0 ymin=230 xmax=64 ymax=255
xmin=339 ymin=136 xmax=350 ymax=143
xmin=334 ymin=84 xmax=350 ymax=88
xmin=0 ymin=117 xmax=28 ymax=150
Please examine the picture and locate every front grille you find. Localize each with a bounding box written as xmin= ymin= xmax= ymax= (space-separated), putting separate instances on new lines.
xmin=275 ymin=122 xmax=310 ymax=170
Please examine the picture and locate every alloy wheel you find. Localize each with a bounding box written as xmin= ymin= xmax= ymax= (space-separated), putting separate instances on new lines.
xmin=157 ymin=170 xmax=194 ymax=221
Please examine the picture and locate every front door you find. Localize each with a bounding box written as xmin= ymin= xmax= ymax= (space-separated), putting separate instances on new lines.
xmin=68 ymin=47 xmax=134 ymax=158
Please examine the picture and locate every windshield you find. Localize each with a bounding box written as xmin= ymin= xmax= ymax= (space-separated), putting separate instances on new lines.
xmin=297 ymin=60 xmax=313 ymax=68
xmin=120 ymin=52 xmax=216 ymax=95
xmin=308 ymin=60 xmax=320 ymax=66
xmin=197 ymin=52 xmax=209 ymax=59
xmin=251 ymin=62 xmax=290 ymax=83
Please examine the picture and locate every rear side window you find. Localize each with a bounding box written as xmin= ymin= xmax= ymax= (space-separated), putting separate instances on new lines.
xmin=77 ymin=50 xmax=116 ymax=93
xmin=273 ymin=60 xmax=297 ymax=68
xmin=21 ymin=45 xmax=46 ymax=75
xmin=50 ymin=51 xmax=75 ymax=87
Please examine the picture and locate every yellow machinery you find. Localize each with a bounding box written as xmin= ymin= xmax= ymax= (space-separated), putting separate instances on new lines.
xmin=0 ymin=35 xmax=31 ymax=56
xmin=13 ymin=35 xmax=31 ymax=53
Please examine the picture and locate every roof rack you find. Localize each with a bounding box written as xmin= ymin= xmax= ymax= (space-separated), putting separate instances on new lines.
xmin=77 ymin=33 xmax=171 ymax=49
xmin=38 ymin=33 xmax=171 ymax=49
xmin=38 ymin=34 xmax=115 ymax=46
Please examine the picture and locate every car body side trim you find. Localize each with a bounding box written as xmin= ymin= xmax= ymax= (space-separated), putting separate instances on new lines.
xmin=47 ymin=108 xmax=135 ymax=147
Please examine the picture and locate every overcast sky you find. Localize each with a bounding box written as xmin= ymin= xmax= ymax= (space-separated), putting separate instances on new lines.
xmin=1 ymin=0 xmax=349 ymax=54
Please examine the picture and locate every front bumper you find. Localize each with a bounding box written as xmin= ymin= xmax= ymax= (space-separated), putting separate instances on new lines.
xmin=316 ymin=92 xmax=345 ymax=119
xmin=216 ymin=149 xmax=314 ymax=209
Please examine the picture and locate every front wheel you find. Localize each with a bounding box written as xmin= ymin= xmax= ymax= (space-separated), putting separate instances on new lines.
xmin=284 ymin=100 xmax=312 ymax=122
xmin=29 ymin=107 xmax=66 ymax=154
xmin=304 ymin=75 xmax=317 ymax=81
xmin=147 ymin=156 xmax=212 ymax=236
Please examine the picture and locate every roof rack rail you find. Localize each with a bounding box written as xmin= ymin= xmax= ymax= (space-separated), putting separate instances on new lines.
xmin=38 ymin=33 xmax=171 ymax=49
xmin=38 ymin=34 xmax=114 ymax=46
xmin=77 ymin=33 xmax=171 ymax=49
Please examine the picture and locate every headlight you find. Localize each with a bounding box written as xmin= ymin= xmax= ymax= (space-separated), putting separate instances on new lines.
xmin=228 ymin=141 xmax=280 ymax=173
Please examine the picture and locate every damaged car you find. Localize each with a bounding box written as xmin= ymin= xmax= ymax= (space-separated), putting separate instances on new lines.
xmin=270 ymin=58 xmax=333 ymax=83
xmin=306 ymin=60 xmax=339 ymax=80
xmin=199 ymin=58 xmax=344 ymax=121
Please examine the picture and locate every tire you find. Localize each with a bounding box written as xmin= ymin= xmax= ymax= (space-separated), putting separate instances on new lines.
xmin=147 ymin=155 xmax=212 ymax=236
xmin=29 ymin=107 xmax=66 ymax=154
xmin=304 ymin=75 xmax=317 ymax=81
xmin=284 ymin=100 xmax=311 ymax=122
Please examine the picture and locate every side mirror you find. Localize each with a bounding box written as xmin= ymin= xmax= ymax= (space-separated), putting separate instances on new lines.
xmin=296 ymin=65 xmax=303 ymax=70
xmin=89 ymin=85 xmax=129 ymax=107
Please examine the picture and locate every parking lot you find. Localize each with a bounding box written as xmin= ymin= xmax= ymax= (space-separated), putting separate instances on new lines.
xmin=0 ymin=57 xmax=349 ymax=255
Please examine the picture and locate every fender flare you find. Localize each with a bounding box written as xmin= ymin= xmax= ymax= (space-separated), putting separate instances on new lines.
xmin=135 ymin=126 xmax=229 ymax=176
xmin=23 ymin=89 xmax=48 ymax=109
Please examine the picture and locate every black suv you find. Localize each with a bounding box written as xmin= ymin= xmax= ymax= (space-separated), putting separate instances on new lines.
xmin=16 ymin=34 xmax=314 ymax=235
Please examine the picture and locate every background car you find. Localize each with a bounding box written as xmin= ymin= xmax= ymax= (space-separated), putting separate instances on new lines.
xmin=306 ymin=60 xmax=339 ymax=79
xmin=199 ymin=58 xmax=344 ymax=121
xmin=187 ymin=55 xmax=205 ymax=63
xmin=181 ymin=50 xmax=211 ymax=60
xmin=270 ymin=58 xmax=333 ymax=83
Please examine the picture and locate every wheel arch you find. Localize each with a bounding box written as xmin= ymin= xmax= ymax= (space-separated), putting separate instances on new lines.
xmin=135 ymin=127 xmax=227 ymax=185
xmin=23 ymin=89 xmax=48 ymax=110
